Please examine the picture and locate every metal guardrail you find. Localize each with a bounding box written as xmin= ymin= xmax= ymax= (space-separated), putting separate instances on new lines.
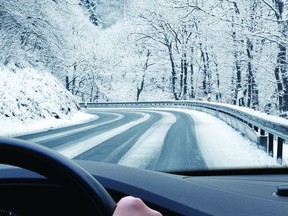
xmin=78 ymin=101 xmax=288 ymax=164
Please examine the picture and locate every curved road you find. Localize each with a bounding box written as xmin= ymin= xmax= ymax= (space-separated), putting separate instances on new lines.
xmin=15 ymin=108 xmax=206 ymax=171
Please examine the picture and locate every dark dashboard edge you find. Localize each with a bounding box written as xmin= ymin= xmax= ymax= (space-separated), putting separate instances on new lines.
xmin=165 ymin=167 xmax=288 ymax=176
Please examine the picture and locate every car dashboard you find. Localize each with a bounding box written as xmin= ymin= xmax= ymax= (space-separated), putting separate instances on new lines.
xmin=0 ymin=161 xmax=287 ymax=216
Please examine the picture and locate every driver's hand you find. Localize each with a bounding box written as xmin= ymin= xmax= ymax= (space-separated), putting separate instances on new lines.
xmin=112 ymin=196 xmax=162 ymax=216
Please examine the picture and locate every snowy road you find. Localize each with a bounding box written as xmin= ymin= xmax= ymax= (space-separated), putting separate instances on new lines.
xmin=15 ymin=108 xmax=207 ymax=171
xmin=15 ymin=108 xmax=285 ymax=171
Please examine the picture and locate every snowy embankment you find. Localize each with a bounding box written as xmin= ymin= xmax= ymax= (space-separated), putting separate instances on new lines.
xmin=0 ymin=66 xmax=95 ymax=136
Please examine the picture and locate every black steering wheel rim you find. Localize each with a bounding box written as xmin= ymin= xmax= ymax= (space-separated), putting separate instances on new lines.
xmin=0 ymin=137 xmax=116 ymax=216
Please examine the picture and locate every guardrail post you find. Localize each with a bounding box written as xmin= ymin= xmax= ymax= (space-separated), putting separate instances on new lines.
xmin=277 ymin=137 xmax=283 ymax=164
xmin=268 ymin=133 xmax=274 ymax=156
xmin=258 ymin=129 xmax=267 ymax=152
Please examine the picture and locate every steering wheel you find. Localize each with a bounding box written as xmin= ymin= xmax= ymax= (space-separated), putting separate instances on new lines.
xmin=0 ymin=137 xmax=116 ymax=216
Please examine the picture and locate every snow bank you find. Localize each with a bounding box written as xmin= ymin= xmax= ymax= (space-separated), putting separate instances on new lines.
xmin=179 ymin=109 xmax=287 ymax=168
xmin=206 ymin=101 xmax=288 ymax=126
xmin=0 ymin=111 xmax=96 ymax=137
xmin=0 ymin=66 xmax=87 ymax=134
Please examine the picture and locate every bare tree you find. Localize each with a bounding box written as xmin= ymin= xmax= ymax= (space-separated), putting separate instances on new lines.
xmin=262 ymin=0 xmax=288 ymax=113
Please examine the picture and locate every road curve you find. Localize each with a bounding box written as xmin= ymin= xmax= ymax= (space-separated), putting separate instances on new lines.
xmin=15 ymin=108 xmax=206 ymax=171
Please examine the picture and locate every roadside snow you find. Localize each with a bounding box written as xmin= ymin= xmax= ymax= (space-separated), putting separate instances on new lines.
xmin=27 ymin=112 xmax=123 ymax=143
xmin=194 ymin=101 xmax=288 ymax=126
xmin=0 ymin=111 xmax=97 ymax=137
xmin=0 ymin=66 xmax=82 ymax=133
xmin=176 ymin=108 xmax=287 ymax=168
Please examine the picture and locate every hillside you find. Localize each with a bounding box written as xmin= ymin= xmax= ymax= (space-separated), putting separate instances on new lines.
xmin=0 ymin=64 xmax=82 ymax=122
xmin=0 ymin=0 xmax=98 ymax=125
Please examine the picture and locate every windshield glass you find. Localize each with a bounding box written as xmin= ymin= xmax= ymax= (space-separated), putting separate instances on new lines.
xmin=0 ymin=0 xmax=287 ymax=172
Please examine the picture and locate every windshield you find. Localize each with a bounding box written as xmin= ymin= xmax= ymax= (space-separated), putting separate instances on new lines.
xmin=0 ymin=0 xmax=287 ymax=172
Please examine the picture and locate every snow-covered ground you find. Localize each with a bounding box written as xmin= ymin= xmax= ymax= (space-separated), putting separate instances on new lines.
xmin=0 ymin=66 xmax=85 ymax=136
xmin=0 ymin=111 xmax=97 ymax=137
xmin=178 ymin=108 xmax=288 ymax=168
xmin=202 ymin=101 xmax=288 ymax=126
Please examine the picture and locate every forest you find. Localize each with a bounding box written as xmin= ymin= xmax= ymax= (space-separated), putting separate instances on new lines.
xmin=0 ymin=0 xmax=287 ymax=117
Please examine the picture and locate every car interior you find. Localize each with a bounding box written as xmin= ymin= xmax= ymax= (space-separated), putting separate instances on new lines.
xmin=0 ymin=137 xmax=287 ymax=216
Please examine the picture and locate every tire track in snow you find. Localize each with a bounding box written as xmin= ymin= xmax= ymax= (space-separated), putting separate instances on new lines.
xmin=57 ymin=112 xmax=150 ymax=159
xmin=118 ymin=111 xmax=177 ymax=169
xmin=26 ymin=112 xmax=123 ymax=143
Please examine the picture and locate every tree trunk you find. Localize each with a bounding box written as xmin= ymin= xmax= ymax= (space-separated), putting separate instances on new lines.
xmin=179 ymin=50 xmax=188 ymax=100
xmin=232 ymin=31 xmax=242 ymax=105
xmin=273 ymin=0 xmax=288 ymax=113
xmin=136 ymin=49 xmax=151 ymax=101
xmin=137 ymin=76 xmax=145 ymax=101
xmin=278 ymin=42 xmax=288 ymax=113
xmin=199 ymin=43 xmax=207 ymax=97
xmin=179 ymin=58 xmax=184 ymax=99
xmin=65 ymin=76 xmax=69 ymax=90
xmin=246 ymin=37 xmax=259 ymax=109
xmin=167 ymin=43 xmax=179 ymax=100
xmin=205 ymin=52 xmax=212 ymax=95
xmin=275 ymin=43 xmax=284 ymax=112
xmin=183 ymin=53 xmax=188 ymax=100
xmin=231 ymin=2 xmax=242 ymax=105
xmin=89 ymin=85 xmax=93 ymax=102
xmin=190 ymin=47 xmax=195 ymax=99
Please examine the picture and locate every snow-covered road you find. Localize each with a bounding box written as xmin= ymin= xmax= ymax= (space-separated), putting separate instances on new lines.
xmin=57 ymin=112 xmax=150 ymax=159
xmin=118 ymin=111 xmax=177 ymax=168
xmin=2 ymin=108 xmax=287 ymax=170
